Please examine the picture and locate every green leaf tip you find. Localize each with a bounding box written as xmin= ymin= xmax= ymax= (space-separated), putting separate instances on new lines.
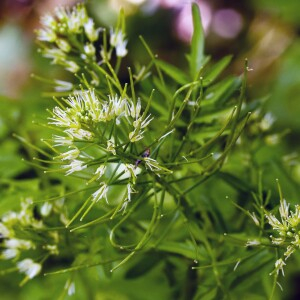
xmin=190 ymin=3 xmax=205 ymax=79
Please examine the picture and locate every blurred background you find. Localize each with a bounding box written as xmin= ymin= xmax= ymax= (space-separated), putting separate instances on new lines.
xmin=0 ymin=0 xmax=300 ymax=299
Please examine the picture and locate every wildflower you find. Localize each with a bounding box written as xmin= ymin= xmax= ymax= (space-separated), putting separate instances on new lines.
xmin=95 ymin=165 xmax=106 ymax=180
xmin=284 ymin=245 xmax=296 ymax=260
xmin=54 ymin=80 xmax=73 ymax=92
xmin=36 ymin=29 xmax=57 ymax=42
xmin=125 ymin=164 xmax=137 ymax=183
xmin=4 ymin=238 xmax=34 ymax=250
xmin=107 ymin=139 xmax=116 ymax=155
xmin=56 ymin=38 xmax=71 ymax=53
xmin=266 ymin=195 xmax=300 ymax=277
xmin=110 ymin=28 xmax=128 ymax=57
xmin=143 ymin=157 xmax=172 ymax=176
xmin=129 ymin=114 xmax=153 ymax=142
xmin=40 ymin=202 xmax=53 ymax=217
xmin=65 ymin=128 xmax=94 ymax=140
xmin=265 ymin=211 xmax=288 ymax=236
xmin=0 ymin=222 xmax=11 ymax=238
xmin=260 ymin=112 xmax=276 ymax=131
xmin=64 ymin=160 xmax=87 ymax=175
xmin=49 ymin=106 xmax=74 ymax=128
xmin=2 ymin=248 xmax=19 ymax=260
xmin=107 ymin=94 xmax=127 ymax=122
xmin=84 ymin=18 xmax=100 ymax=42
xmin=17 ymin=259 xmax=42 ymax=279
xmin=245 ymin=239 xmax=260 ymax=247
xmin=126 ymin=183 xmax=137 ymax=202
xmin=65 ymin=279 xmax=76 ymax=296
xmin=64 ymin=60 xmax=80 ymax=73
xmin=126 ymin=98 xmax=141 ymax=119
xmin=249 ymin=212 xmax=260 ymax=226
xmin=52 ymin=135 xmax=73 ymax=147
xmin=43 ymin=48 xmax=66 ymax=62
xmin=270 ymin=258 xmax=286 ymax=276
xmin=287 ymin=204 xmax=300 ymax=227
xmin=55 ymin=147 xmax=80 ymax=161
xmin=92 ymin=183 xmax=109 ymax=203
xmin=41 ymin=13 xmax=56 ymax=27
xmin=84 ymin=43 xmax=96 ymax=57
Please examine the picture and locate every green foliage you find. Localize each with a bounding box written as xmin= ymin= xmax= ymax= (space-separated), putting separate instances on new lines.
xmin=0 ymin=3 xmax=299 ymax=299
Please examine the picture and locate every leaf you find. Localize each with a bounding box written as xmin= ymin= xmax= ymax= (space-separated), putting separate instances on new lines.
xmin=156 ymin=59 xmax=189 ymax=85
xmin=202 ymin=55 xmax=233 ymax=86
xmin=189 ymin=3 xmax=205 ymax=78
xmin=156 ymin=241 xmax=206 ymax=260
xmin=202 ymin=77 xmax=240 ymax=107
xmin=195 ymin=105 xmax=235 ymax=123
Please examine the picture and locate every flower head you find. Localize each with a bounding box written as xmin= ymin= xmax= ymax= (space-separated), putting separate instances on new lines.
xmin=17 ymin=259 xmax=42 ymax=279
xmin=110 ymin=28 xmax=128 ymax=57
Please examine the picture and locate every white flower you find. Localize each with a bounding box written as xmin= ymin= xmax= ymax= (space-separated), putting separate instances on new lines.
xmin=84 ymin=43 xmax=96 ymax=57
xmin=95 ymin=165 xmax=106 ymax=180
xmin=245 ymin=239 xmax=260 ymax=247
xmin=110 ymin=28 xmax=128 ymax=57
xmin=116 ymin=39 xmax=128 ymax=57
xmin=288 ymin=205 xmax=300 ymax=227
xmin=249 ymin=212 xmax=260 ymax=226
xmin=64 ymin=160 xmax=87 ymax=175
xmin=40 ymin=202 xmax=52 ymax=217
xmin=64 ymin=60 xmax=80 ymax=73
xmin=36 ymin=29 xmax=57 ymax=42
xmin=56 ymin=147 xmax=80 ymax=161
xmin=272 ymin=258 xmax=286 ymax=276
xmin=92 ymin=183 xmax=109 ymax=203
xmin=107 ymin=139 xmax=116 ymax=155
xmin=143 ymin=157 xmax=172 ymax=176
xmin=279 ymin=199 xmax=290 ymax=223
xmin=56 ymin=38 xmax=71 ymax=52
xmin=43 ymin=48 xmax=66 ymax=62
xmin=260 ymin=113 xmax=276 ymax=131
xmin=54 ymin=7 xmax=68 ymax=21
xmin=127 ymin=98 xmax=141 ymax=119
xmin=125 ymin=164 xmax=137 ymax=183
xmin=284 ymin=245 xmax=295 ymax=260
xmin=84 ymin=18 xmax=100 ymax=42
xmin=40 ymin=14 xmax=56 ymax=28
xmin=126 ymin=183 xmax=137 ymax=202
xmin=17 ymin=259 xmax=42 ymax=279
xmin=65 ymin=279 xmax=76 ymax=296
xmin=54 ymin=80 xmax=73 ymax=92
xmin=265 ymin=212 xmax=287 ymax=233
xmin=2 ymin=248 xmax=19 ymax=260
xmin=4 ymin=238 xmax=33 ymax=250
xmin=0 ymin=222 xmax=11 ymax=238
xmin=52 ymin=135 xmax=73 ymax=147
xmin=65 ymin=128 xmax=94 ymax=140
xmin=129 ymin=114 xmax=153 ymax=142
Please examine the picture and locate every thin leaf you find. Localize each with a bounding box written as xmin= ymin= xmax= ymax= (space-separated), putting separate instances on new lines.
xmin=203 ymin=55 xmax=233 ymax=86
xmin=156 ymin=59 xmax=189 ymax=85
xmin=189 ymin=3 xmax=205 ymax=78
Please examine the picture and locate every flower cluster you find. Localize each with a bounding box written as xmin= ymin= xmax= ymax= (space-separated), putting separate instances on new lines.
xmin=265 ymin=198 xmax=300 ymax=276
xmin=36 ymin=4 xmax=100 ymax=74
xmin=36 ymin=3 xmax=128 ymax=87
xmin=48 ymin=88 xmax=171 ymax=219
xmin=49 ymin=89 xmax=152 ymax=150
xmin=0 ymin=198 xmax=66 ymax=285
